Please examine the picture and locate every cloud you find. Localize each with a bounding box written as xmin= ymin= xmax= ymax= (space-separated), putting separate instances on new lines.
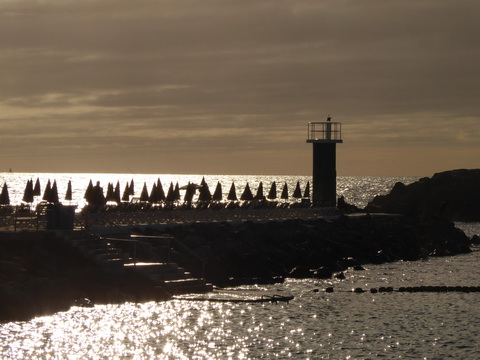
xmin=0 ymin=0 xmax=479 ymax=175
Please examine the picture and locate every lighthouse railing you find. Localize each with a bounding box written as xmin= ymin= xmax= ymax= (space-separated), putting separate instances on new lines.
xmin=307 ymin=122 xmax=342 ymax=142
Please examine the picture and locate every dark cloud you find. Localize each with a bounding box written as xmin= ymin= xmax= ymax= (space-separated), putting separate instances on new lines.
xmin=1 ymin=0 xmax=479 ymax=175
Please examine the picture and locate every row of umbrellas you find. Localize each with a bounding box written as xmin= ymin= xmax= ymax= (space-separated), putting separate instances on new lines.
xmin=0 ymin=179 xmax=72 ymax=205
xmin=85 ymin=177 xmax=310 ymax=205
xmin=0 ymin=178 xmax=311 ymax=206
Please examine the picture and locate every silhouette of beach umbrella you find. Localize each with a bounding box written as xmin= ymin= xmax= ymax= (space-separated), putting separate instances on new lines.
xmin=174 ymin=182 xmax=181 ymax=201
xmin=292 ymin=181 xmax=302 ymax=199
xmin=166 ymin=182 xmax=175 ymax=202
xmin=280 ymin=183 xmax=289 ymax=200
xmin=122 ymin=182 xmax=130 ymax=202
xmin=149 ymin=182 xmax=158 ymax=203
xmin=267 ymin=181 xmax=277 ymax=200
xmin=22 ymin=179 xmax=34 ymax=203
xmin=65 ymin=180 xmax=73 ymax=201
xmin=183 ymin=182 xmax=196 ymax=203
xmin=212 ymin=182 xmax=222 ymax=201
xmin=240 ymin=183 xmax=254 ymax=201
xmin=43 ymin=180 xmax=52 ymax=201
xmin=198 ymin=178 xmax=212 ymax=202
xmin=129 ymin=179 xmax=135 ymax=196
xmin=254 ymin=181 xmax=265 ymax=200
xmin=303 ymin=181 xmax=310 ymax=198
xmin=33 ymin=178 xmax=41 ymax=196
xmin=105 ymin=182 xmax=115 ymax=202
xmin=114 ymin=181 xmax=121 ymax=203
xmin=140 ymin=182 xmax=149 ymax=202
xmin=49 ymin=180 xmax=60 ymax=204
xmin=227 ymin=182 xmax=238 ymax=201
xmin=157 ymin=179 xmax=166 ymax=202
xmin=84 ymin=180 xmax=94 ymax=204
xmin=0 ymin=183 xmax=10 ymax=205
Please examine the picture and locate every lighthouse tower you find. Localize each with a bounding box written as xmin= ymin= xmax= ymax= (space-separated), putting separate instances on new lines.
xmin=306 ymin=117 xmax=343 ymax=206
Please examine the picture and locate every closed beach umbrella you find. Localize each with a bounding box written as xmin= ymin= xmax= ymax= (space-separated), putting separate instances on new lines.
xmin=129 ymin=179 xmax=135 ymax=196
xmin=212 ymin=182 xmax=222 ymax=201
xmin=0 ymin=183 xmax=10 ymax=205
xmin=105 ymin=183 xmax=115 ymax=202
xmin=49 ymin=180 xmax=60 ymax=204
xmin=240 ymin=183 xmax=254 ymax=201
xmin=292 ymin=181 xmax=302 ymax=199
xmin=198 ymin=178 xmax=212 ymax=202
xmin=157 ymin=179 xmax=166 ymax=201
xmin=122 ymin=182 xmax=130 ymax=202
xmin=174 ymin=182 xmax=181 ymax=201
xmin=267 ymin=181 xmax=277 ymax=200
xmin=303 ymin=181 xmax=310 ymax=199
xmin=43 ymin=180 xmax=52 ymax=201
xmin=140 ymin=182 xmax=149 ymax=202
xmin=33 ymin=178 xmax=41 ymax=196
xmin=166 ymin=182 xmax=175 ymax=202
xmin=254 ymin=181 xmax=265 ymax=200
xmin=184 ymin=182 xmax=196 ymax=203
xmin=65 ymin=180 xmax=73 ymax=201
xmin=227 ymin=182 xmax=238 ymax=201
xmin=84 ymin=180 xmax=94 ymax=204
xmin=149 ymin=182 xmax=158 ymax=203
xmin=22 ymin=179 xmax=34 ymax=203
xmin=281 ymin=183 xmax=289 ymax=200
xmin=114 ymin=181 xmax=121 ymax=203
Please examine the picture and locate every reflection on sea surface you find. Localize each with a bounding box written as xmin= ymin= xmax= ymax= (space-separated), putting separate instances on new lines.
xmin=1 ymin=238 xmax=479 ymax=359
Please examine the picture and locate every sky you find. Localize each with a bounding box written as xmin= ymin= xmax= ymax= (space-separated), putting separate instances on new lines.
xmin=1 ymin=0 xmax=479 ymax=177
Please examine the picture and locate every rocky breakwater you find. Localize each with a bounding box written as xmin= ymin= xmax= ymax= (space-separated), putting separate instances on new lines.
xmin=137 ymin=213 xmax=471 ymax=287
xmin=0 ymin=232 xmax=168 ymax=323
xmin=365 ymin=169 xmax=480 ymax=221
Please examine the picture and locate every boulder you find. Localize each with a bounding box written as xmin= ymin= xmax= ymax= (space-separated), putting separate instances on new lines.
xmin=365 ymin=169 xmax=480 ymax=221
xmin=471 ymin=234 xmax=480 ymax=245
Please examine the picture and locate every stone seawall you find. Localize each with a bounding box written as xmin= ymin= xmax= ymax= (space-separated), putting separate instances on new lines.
xmin=0 ymin=213 xmax=472 ymax=322
xmin=132 ymin=213 xmax=471 ymax=286
xmin=0 ymin=231 xmax=167 ymax=322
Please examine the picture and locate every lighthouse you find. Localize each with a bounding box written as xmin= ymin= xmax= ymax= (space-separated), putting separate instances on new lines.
xmin=306 ymin=117 xmax=343 ymax=206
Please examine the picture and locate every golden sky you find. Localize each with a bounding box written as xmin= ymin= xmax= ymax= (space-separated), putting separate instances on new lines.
xmin=1 ymin=0 xmax=479 ymax=176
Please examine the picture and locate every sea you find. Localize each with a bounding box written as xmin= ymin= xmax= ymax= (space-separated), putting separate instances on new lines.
xmin=1 ymin=173 xmax=479 ymax=359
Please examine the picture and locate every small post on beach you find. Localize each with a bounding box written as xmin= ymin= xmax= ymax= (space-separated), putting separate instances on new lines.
xmin=306 ymin=116 xmax=343 ymax=206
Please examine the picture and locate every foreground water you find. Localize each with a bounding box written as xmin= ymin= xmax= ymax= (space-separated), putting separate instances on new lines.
xmin=1 ymin=240 xmax=479 ymax=359
xmin=1 ymin=173 xmax=479 ymax=359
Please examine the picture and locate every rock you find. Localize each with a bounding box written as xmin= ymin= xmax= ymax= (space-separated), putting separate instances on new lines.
xmin=288 ymin=266 xmax=313 ymax=279
xmin=352 ymin=264 xmax=365 ymax=271
xmin=365 ymin=169 xmax=480 ymax=221
xmin=471 ymin=234 xmax=480 ymax=245
xmin=313 ymin=266 xmax=333 ymax=279
xmin=337 ymin=196 xmax=361 ymax=213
